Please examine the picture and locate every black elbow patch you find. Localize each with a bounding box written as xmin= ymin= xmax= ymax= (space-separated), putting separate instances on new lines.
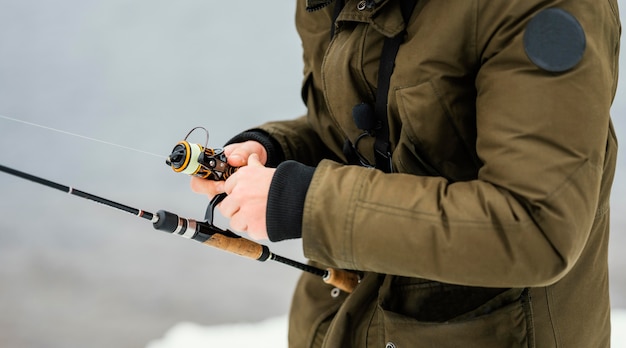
xmin=523 ymin=8 xmax=586 ymax=73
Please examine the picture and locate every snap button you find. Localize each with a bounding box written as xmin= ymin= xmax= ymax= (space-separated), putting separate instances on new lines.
xmin=385 ymin=342 xmax=397 ymax=348
xmin=330 ymin=287 xmax=341 ymax=298
xmin=357 ymin=1 xmax=367 ymax=11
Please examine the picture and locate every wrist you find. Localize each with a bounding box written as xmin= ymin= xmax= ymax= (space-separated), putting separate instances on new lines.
xmin=266 ymin=161 xmax=315 ymax=242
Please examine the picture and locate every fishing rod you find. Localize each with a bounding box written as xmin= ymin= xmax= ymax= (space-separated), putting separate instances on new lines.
xmin=0 ymin=127 xmax=359 ymax=293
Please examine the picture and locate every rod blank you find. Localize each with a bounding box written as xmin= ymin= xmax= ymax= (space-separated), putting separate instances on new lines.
xmin=0 ymin=163 xmax=359 ymax=293
xmin=0 ymin=164 xmax=154 ymax=221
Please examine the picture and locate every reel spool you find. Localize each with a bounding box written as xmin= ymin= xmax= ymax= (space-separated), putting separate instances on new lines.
xmin=166 ymin=127 xmax=236 ymax=181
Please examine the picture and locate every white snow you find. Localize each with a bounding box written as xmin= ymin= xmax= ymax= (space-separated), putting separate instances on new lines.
xmin=147 ymin=309 xmax=626 ymax=347
xmin=146 ymin=316 xmax=289 ymax=348
xmin=615 ymin=310 xmax=626 ymax=347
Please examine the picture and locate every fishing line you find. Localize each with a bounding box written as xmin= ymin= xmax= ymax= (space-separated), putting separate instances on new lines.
xmin=0 ymin=123 xmax=362 ymax=292
xmin=0 ymin=114 xmax=165 ymax=159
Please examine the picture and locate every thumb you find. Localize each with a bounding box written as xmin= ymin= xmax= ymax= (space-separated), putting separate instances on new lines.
xmin=247 ymin=153 xmax=263 ymax=167
xmin=227 ymin=150 xmax=249 ymax=167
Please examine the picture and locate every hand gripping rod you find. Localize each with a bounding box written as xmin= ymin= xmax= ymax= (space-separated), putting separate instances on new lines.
xmin=0 ymin=163 xmax=359 ymax=293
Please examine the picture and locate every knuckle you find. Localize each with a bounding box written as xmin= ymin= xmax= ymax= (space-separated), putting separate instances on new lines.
xmin=230 ymin=216 xmax=247 ymax=232
xmin=218 ymin=196 xmax=241 ymax=219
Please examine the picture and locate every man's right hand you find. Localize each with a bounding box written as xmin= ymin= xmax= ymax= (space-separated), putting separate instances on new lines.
xmin=189 ymin=140 xmax=268 ymax=198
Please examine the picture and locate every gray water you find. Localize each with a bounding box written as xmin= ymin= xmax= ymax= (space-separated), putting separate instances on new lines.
xmin=0 ymin=2 xmax=624 ymax=347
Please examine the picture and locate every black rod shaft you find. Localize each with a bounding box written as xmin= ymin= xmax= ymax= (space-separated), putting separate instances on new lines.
xmin=0 ymin=163 xmax=358 ymax=292
xmin=0 ymin=163 xmax=318 ymax=274
xmin=0 ymin=163 xmax=154 ymax=221
xmin=271 ymin=253 xmax=326 ymax=277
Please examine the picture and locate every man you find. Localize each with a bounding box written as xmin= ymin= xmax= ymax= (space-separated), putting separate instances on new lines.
xmin=192 ymin=0 xmax=620 ymax=346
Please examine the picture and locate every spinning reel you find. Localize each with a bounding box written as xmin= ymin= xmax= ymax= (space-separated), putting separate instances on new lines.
xmin=165 ymin=127 xmax=236 ymax=180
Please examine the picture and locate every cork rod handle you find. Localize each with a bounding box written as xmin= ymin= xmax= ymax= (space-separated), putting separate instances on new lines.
xmin=323 ymin=268 xmax=360 ymax=293
xmin=202 ymin=233 xmax=267 ymax=260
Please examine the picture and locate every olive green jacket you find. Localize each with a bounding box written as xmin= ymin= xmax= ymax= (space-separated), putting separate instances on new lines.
xmin=257 ymin=0 xmax=620 ymax=346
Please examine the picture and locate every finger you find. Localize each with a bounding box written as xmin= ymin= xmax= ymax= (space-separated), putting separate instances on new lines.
xmin=217 ymin=195 xmax=240 ymax=219
xmin=222 ymin=144 xmax=248 ymax=167
xmin=189 ymin=176 xmax=203 ymax=193
xmin=222 ymin=171 xmax=238 ymax=196
xmin=190 ymin=176 xmax=224 ymax=196
xmin=228 ymin=212 xmax=248 ymax=232
xmin=244 ymin=219 xmax=268 ymax=240
xmin=243 ymin=142 xmax=268 ymax=165
xmin=223 ymin=144 xmax=236 ymax=157
xmin=224 ymin=141 xmax=268 ymax=167
xmin=227 ymin=148 xmax=250 ymax=167
xmin=246 ymin=153 xmax=260 ymax=167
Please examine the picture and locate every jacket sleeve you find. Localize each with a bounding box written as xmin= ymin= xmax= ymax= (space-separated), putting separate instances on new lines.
xmin=256 ymin=116 xmax=337 ymax=167
xmin=300 ymin=1 xmax=620 ymax=288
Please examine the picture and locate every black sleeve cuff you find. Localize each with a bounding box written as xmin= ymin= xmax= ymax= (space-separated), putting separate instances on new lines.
xmin=225 ymin=129 xmax=284 ymax=168
xmin=266 ymin=160 xmax=315 ymax=242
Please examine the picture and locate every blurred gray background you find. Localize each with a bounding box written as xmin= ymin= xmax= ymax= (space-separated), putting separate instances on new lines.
xmin=0 ymin=2 xmax=624 ymax=348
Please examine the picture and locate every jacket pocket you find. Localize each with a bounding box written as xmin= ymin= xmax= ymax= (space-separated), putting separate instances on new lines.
xmin=288 ymin=262 xmax=349 ymax=348
xmin=377 ymin=278 xmax=534 ymax=347
xmin=393 ymin=80 xmax=479 ymax=181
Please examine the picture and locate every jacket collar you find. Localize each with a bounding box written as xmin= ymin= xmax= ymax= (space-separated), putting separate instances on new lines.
xmin=306 ymin=0 xmax=406 ymax=37
xmin=337 ymin=0 xmax=406 ymax=38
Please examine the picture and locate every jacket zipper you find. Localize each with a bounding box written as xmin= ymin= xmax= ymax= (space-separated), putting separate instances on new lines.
xmin=306 ymin=0 xmax=334 ymax=12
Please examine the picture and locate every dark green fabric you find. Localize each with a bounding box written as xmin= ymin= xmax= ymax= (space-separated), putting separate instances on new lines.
xmin=256 ymin=0 xmax=620 ymax=346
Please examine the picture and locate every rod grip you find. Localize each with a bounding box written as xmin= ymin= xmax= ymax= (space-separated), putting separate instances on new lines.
xmin=323 ymin=268 xmax=360 ymax=293
xmin=202 ymin=233 xmax=270 ymax=261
